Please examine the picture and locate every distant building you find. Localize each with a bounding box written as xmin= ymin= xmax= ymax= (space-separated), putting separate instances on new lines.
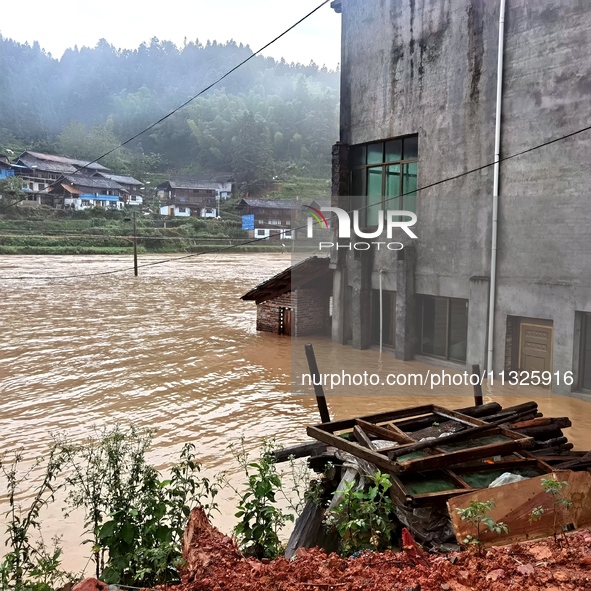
xmin=241 ymin=256 xmax=333 ymax=336
xmin=156 ymin=180 xmax=218 ymax=218
xmin=237 ymin=198 xmax=296 ymax=240
xmin=0 ymin=155 xmax=14 ymax=180
xmin=94 ymin=172 xmax=143 ymax=206
xmin=50 ymin=174 xmax=126 ymax=210
xmin=13 ymin=151 xmax=110 ymax=194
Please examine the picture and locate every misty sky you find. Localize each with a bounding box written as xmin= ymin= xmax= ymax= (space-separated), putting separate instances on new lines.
xmin=0 ymin=0 xmax=342 ymax=68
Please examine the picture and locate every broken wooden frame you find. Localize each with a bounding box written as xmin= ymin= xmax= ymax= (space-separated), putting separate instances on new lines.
xmin=306 ymin=405 xmax=535 ymax=478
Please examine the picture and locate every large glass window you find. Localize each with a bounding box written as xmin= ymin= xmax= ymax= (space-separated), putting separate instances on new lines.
xmin=419 ymin=296 xmax=468 ymax=362
xmin=349 ymin=135 xmax=418 ymax=227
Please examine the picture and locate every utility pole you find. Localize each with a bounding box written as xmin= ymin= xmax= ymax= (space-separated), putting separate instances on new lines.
xmin=133 ymin=211 xmax=138 ymax=276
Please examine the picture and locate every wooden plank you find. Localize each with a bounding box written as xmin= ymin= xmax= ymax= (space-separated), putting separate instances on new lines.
xmin=396 ymin=438 xmax=535 ymax=474
xmin=356 ymin=419 xmax=414 ymax=444
xmin=384 ymin=422 xmax=417 ymax=443
xmin=447 ymin=470 xmax=591 ymax=547
xmin=307 ymin=425 xmax=399 ymax=473
xmin=314 ymin=405 xmax=436 ymax=433
xmin=273 ymin=441 xmax=326 ymax=463
xmin=353 ymin=425 xmax=374 ymax=449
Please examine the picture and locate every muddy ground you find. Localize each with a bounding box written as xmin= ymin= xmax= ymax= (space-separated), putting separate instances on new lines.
xmin=176 ymin=508 xmax=591 ymax=591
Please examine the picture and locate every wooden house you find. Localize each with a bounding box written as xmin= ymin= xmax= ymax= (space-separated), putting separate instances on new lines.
xmin=241 ymin=257 xmax=333 ymax=336
xmin=237 ymin=198 xmax=296 ymax=240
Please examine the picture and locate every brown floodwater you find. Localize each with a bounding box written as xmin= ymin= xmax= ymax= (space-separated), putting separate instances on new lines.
xmin=1 ymin=253 xmax=590 ymax=572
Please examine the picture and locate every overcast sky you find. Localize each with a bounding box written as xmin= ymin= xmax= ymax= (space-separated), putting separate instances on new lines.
xmin=0 ymin=0 xmax=342 ymax=68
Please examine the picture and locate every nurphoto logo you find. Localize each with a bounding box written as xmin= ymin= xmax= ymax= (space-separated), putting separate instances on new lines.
xmin=304 ymin=206 xmax=418 ymax=251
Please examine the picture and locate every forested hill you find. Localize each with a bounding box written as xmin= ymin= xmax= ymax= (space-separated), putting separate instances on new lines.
xmin=0 ymin=36 xmax=339 ymax=181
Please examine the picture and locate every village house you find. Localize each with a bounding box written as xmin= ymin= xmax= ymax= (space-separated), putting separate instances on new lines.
xmin=156 ymin=180 xmax=218 ymax=218
xmin=241 ymin=256 xmax=333 ymax=336
xmin=13 ymin=151 xmax=111 ymax=193
xmin=237 ymin=198 xmax=296 ymax=240
xmin=49 ymin=173 xmax=126 ymax=210
xmin=94 ymin=172 xmax=143 ymax=206
xmin=328 ymin=0 xmax=591 ymax=394
xmin=0 ymin=155 xmax=14 ymax=179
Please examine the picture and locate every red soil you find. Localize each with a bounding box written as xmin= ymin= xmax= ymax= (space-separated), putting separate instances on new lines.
xmin=175 ymin=508 xmax=591 ymax=591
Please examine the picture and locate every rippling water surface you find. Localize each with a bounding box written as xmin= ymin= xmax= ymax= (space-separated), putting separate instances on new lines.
xmin=1 ymin=253 xmax=590 ymax=572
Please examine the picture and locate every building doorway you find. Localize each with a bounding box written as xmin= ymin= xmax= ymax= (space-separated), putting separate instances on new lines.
xmin=280 ymin=307 xmax=293 ymax=336
xmin=518 ymin=320 xmax=553 ymax=375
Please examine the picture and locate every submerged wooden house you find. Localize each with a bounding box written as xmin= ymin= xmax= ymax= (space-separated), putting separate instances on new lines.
xmin=241 ymin=257 xmax=332 ymax=337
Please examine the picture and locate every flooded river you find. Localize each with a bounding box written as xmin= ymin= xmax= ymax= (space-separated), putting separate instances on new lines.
xmin=1 ymin=253 xmax=590 ymax=572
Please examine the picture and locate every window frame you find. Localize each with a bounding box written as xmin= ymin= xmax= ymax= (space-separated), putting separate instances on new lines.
xmin=418 ymin=295 xmax=468 ymax=362
xmin=350 ymin=134 xmax=419 ymax=228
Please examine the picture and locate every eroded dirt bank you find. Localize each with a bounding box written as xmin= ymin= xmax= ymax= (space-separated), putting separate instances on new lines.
xmin=176 ymin=508 xmax=591 ymax=591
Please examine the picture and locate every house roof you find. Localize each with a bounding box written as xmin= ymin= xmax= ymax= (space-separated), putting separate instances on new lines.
xmin=19 ymin=151 xmax=110 ymax=171
xmin=95 ymin=172 xmax=143 ymax=186
xmin=238 ymin=198 xmax=296 ymax=210
xmin=157 ymin=179 xmax=225 ymax=191
xmin=241 ymin=256 xmax=331 ymax=304
xmin=309 ymin=198 xmax=331 ymax=209
xmin=62 ymin=174 xmax=126 ymax=191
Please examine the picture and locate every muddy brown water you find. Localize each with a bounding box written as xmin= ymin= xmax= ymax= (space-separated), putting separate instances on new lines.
xmin=1 ymin=253 xmax=590 ymax=572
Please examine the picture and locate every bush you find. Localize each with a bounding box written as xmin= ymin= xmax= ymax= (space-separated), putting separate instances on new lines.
xmin=60 ymin=426 xmax=219 ymax=586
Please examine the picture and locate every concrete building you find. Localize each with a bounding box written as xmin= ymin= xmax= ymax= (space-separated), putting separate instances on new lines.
xmin=328 ymin=0 xmax=591 ymax=394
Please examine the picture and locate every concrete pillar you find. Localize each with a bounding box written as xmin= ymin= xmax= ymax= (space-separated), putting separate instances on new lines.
xmin=331 ymin=263 xmax=347 ymax=344
xmin=395 ymin=245 xmax=416 ymax=361
xmin=352 ymin=247 xmax=373 ymax=350
xmin=467 ymin=276 xmax=490 ymax=372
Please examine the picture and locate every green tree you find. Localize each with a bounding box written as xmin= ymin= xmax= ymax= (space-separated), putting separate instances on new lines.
xmin=231 ymin=111 xmax=274 ymax=195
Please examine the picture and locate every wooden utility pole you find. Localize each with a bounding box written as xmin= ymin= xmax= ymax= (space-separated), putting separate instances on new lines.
xmin=472 ymin=364 xmax=483 ymax=406
xmin=133 ymin=211 xmax=138 ymax=276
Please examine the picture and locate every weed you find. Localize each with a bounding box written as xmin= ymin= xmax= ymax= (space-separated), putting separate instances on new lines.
xmin=455 ymin=500 xmax=508 ymax=554
xmin=324 ymin=470 xmax=396 ymax=556
xmin=60 ymin=425 xmax=219 ymax=586
xmin=228 ymin=439 xmax=293 ymax=559
xmin=541 ymin=478 xmax=573 ymax=544
xmin=0 ymin=445 xmax=68 ymax=590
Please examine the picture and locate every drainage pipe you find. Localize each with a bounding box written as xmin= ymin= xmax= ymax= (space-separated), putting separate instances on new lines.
xmin=487 ymin=0 xmax=507 ymax=374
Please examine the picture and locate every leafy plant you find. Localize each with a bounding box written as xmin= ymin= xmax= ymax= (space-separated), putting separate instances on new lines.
xmin=229 ymin=439 xmax=293 ymax=559
xmin=455 ymin=500 xmax=508 ymax=554
xmin=61 ymin=425 xmax=219 ymax=586
xmin=0 ymin=445 xmax=67 ymax=590
xmin=324 ymin=470 xmax=396 ymax=556
xmin=529 ymin=505 xmax=545 ymax=523
xmin=541 ymin=478 xmax=573 ymax=544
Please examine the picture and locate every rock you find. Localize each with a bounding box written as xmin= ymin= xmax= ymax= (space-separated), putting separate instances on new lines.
xmin=486 ymin=569 xmax=506 ymax=581
xmin=553 ymin=570 xmax=569 ymax=583
xmin=72 ymin=579 xmax=109 ymax=591
xmin=441 ymin=584 xmax=451 ymax=590
xmin=517 ymin=563 xmax=535 ymax=576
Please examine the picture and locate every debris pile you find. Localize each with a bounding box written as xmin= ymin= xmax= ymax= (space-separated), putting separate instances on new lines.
xmin=279 ymin=401 xmax=591 ymax=549
xmin=176 ymin=506 xmax=591 ymax=591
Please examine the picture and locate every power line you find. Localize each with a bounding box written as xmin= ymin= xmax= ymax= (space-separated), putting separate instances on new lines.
xmin=4 ymin=122 xmax=590 ymax=281
xmin=0 ymin=0 xmax=331 ymax=212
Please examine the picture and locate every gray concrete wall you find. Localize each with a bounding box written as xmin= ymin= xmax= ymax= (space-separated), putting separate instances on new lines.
xmin=336 ymin=0 xmax=591 ymax=392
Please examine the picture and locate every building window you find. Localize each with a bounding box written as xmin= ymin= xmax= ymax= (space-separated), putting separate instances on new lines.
xmin=419 ymin=296 xmax=468 ymax=362
xmin=580 ymin=313 xmax=591 ymax=391
xmin=178 ymin=207 xmax=186 ymax=213
xmin=350 ymin=135 xmax=418 ymax=227
xmin=372 ymin=290 xmax=396 ymax=347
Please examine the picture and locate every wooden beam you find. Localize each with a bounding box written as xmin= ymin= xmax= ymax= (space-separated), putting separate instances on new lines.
xmin=305 ymin=344 xmax=330 ymax=424
xmin=355 ymin=419 xmax=414 ymax=444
